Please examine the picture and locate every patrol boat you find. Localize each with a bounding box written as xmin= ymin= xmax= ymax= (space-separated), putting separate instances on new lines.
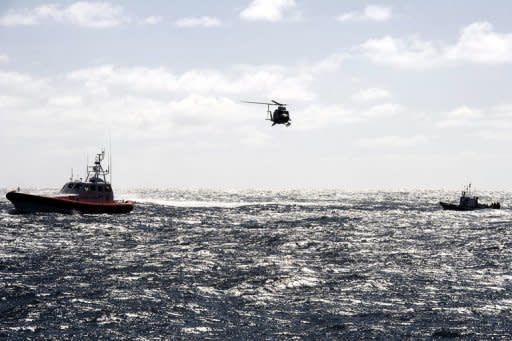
xmin=6 ymin=151 xmax=134 ymax=214
xmin=439 ymin=184 xmax=500 ymax=211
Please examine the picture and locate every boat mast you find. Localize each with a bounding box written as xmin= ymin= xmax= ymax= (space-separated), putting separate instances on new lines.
xmin=85 ymin=150 xmax=109 ymax=183
xmin=109 ymin=137 xmax=112 ymax=185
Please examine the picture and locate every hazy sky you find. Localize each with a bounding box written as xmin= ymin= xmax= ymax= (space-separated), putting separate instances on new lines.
xmin=1 ymin=0 xmax=512 ymax=189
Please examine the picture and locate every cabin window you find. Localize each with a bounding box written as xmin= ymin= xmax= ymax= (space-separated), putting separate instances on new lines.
xmin=98 ymin=186 xmax=104 ymax=192
xmin=105 ymin=185 xmax=112 ymax=192
xmin=73 ymin=183 xmax=81 ymax=189
xmin=90 ymin=185 xmax=96 ymax=191
xmin=84 ymin=185 xmax=89 ymax=191
xmin=67 ymin=183 xmax=73 ymax=189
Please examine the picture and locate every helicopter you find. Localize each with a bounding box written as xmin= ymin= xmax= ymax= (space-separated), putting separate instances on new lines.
xmin=241 ymin=100 xmax=291 ymax=127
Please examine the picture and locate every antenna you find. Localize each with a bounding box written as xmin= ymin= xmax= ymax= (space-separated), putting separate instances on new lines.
xmin=109 ymin=137 xmax=112 ymax=184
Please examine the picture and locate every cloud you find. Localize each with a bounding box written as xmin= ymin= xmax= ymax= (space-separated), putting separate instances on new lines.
xmin=0 ymin=95 xmax=22 ymax=108
xmin=0 ymin=54 xmax=9 ymax=63
xmin=435 ymin=105 xmax=512 ymax=130
xmin=437 ymin=106 xmax=482 ymax=128
xmin=0 ymin=77 xmax=247 ymax=139
xmin=175 ymin=16 xmax=221 ymax=28
xmin=476 ymin=130 xmax=512 ymax=142
xmin=240 ymin=0 xmax=296 ymax=22
xmin=360 ymin=35 xmax=445 ymax=69
xmin=447 ymin=106 xmax=482 ymax=118
xmin=67 ymin=64 xmax=316 ymax=101
xmin=361 ymin=22 xmax=512 ymax=69
xmin=491 ymin=104 xmax=512 ymax=116
xmin=48 ymin=95 xmax=83 ymax=107
xmin=352 ymin=88 xmax=391 ymax=102
xmin=357 ymin=135 xmax=428 ymax=148
xmin=1 ymin=55 xmax=347 ymax=139
xmin=436 ymin=104 xmax=512 ymax=132
xmin=309 ymin=53 xmax=345 ymax=73
xmin=0 ymin=2 xmax=128 ymax=28
xmin=289 ymin=100 xmax=403 ymax=131
xmin=238 ymin=128 xmax=271 ymax=146
xmin=0 ymin=70 xmax=48 ymax=94
xmin=337 ymin=5 xmax=391 ymax=23
xmin=362 ymin=103 xmax=402 ymax=117
xmin=292 ymin=104 xmax=363 ymax=131
xmin=0 ymin=51 xmax=371 ymax=140
xmin=140 ymin=16 xmax=162 ymax=25
xmin=446 ymin=22 xmax=512 ymax=64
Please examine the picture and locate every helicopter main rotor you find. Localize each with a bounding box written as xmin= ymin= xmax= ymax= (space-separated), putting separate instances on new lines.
xmin=240 ymin=100 xmax=287 ymax=106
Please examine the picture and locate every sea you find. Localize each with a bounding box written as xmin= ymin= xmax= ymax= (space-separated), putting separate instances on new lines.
xmin=1 ymin=189 xmax=512 ymax=339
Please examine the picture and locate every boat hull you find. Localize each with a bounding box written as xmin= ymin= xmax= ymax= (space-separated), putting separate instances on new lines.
xmin=6 ymin=191 xmax=134 ymax=214
xmin=439 ymin=201 xmax=500 ymax=211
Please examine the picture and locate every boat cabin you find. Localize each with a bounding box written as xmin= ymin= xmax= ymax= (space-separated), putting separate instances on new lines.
xmin=60 ymin=180 xmax=113 ymax=201
xmin=459 ymin=191 xmax=478 ymax=209
xmin=59 ymin=151 xmax=114 ymax=201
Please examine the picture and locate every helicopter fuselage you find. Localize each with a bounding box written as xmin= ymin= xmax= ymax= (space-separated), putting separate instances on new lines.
xmin=271 ymin=106 xmax=290 ymax=125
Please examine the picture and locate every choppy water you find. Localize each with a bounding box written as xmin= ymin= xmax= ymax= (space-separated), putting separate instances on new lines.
xmin=1 ymin=189 xmax=512 ymax=339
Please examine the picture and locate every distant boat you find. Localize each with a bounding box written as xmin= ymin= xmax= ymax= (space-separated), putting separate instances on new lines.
xmin=6 ymin=151 xmax=134 ymax=214
xmin=439 ymin=184 xmax=500 ymax=211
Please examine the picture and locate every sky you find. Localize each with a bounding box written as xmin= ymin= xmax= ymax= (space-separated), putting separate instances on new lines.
xmin=1 ymin=0 xmax=512 ymax=190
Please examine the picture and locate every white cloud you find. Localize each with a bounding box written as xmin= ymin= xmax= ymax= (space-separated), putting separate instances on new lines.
xmin=0 ymin=2 xmax=128 ymax=28
xmin=436 ymin=104 xmax=512 ymax=130
xmin=293 ymin=104 xmax=360 ymax=130
xmin=2 ymin=55 xmax=350 ymax=139
xmin=0 ymin=51 xmax=398 ymax=140
xmin=175 ymin=16 xmax=221 ymax=28
xmin=476 ymin=130 xmax=512 ymax=142
xmin=361 ymin=35 xmax=444 ymax=69
xmin=361 ymin=22 xmax=512 ymax=69
xmin=48 ymin=95 xmax=83 ymax=107
xmin=309 ymin=53 xmax=345 ymax=73
xmin=140 ymin=16 xmax=162 ymax=25
xmin=337 ymin=5 xmax=391 ymax=23
xmin=446 ymin=22 xmax=512 ymax=64
xmin=435 ymin=105 xmax=512 ymax=131
xmin=362 ymin=103 xmax=401 ymax=117
xmin=352 ymin=88 xmax=391 ymax=102
xmin=0 ymin=70 xmax=48 ymax=94
xmin=491 ymin=104 xmax=512 ymax=116
xmin=357 ymin=135 xmax=428 ymax=148
xmin=0 ymin=54 xmax=9 ymax=63
xmin=64 ymin=2 xmax=127 ymax=28
xmin=447 ymin=106 xmax=482 ymax=118
xmin=240 ymin=0 xmax=296 ymax=22
xmin=238 ymin=128 xmax=271 ymax=146
xmin=0 ymin=95 xmax=22 ymax=108
xmin=437 ymin=106 xmax=482 ymax=128
xmin=67 ymin=64 xmax=316 ymax=101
